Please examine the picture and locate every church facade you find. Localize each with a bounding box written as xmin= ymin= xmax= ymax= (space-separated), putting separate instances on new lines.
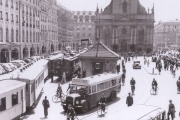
xmin=95 ymin=0 xmax=154 ymax=53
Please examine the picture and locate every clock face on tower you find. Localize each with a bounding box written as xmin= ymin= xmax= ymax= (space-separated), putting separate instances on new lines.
xmin=122 ymin=29 xmax=126 ymax=34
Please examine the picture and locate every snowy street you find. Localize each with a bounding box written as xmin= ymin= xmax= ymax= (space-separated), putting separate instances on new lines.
xmin=20 ymin=56 xmax=180 ymax=120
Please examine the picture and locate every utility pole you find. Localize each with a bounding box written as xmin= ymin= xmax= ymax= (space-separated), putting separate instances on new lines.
xmin=96 ymin=13 xmax=101 ymax=57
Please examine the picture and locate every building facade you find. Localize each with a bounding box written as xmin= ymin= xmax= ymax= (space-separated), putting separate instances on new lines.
xmin=154 ymin=20 xmax=180 ymax=50
xmin=95 ymin=0 xmax=154 ymax=53
xmin=57 ymin=5 xmax=74 ymax=50
xmin=0 ymin=0 xmax=71 ymax=63
xmin=72 ymin=11 xmax=96 ymax=49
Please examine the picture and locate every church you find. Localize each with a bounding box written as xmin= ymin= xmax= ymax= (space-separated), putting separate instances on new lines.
xmin=95 ymin=0 xmax=154 ymax=53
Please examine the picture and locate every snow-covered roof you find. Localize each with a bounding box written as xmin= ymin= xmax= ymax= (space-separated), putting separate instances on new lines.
xmin=0 ymin=80 xmax=26 ymax=95
xmin=12 ymin=59 xmax=48 ymax=81
xmin=71 ymin=73 xmax=121 ymax=86
xmin=104 ymin=105 xmax=165 ymax=120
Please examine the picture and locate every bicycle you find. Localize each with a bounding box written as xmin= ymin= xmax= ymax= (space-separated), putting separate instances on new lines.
xmin=66 ymin=114 xmax=79 ymax=120
xmin=150 ymin=87 xmax=159 ymax=95
xmin=52 ymin=92 xmax=65 ymax=103
xmin=97 ymin=103 xmax=108 ymax=117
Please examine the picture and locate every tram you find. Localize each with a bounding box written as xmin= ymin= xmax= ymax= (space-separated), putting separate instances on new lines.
xmin=10 ymin=59 xmax=49 ymax=111
xmin=0 ymin=80 xmax=26 ymax=120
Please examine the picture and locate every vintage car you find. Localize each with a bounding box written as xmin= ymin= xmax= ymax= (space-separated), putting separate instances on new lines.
xmin=133 ymin=61 xmax=141 ymax=69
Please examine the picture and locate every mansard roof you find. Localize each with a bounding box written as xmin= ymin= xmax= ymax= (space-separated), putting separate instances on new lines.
xmin=79 ymin=41 xmax=119 ymax=59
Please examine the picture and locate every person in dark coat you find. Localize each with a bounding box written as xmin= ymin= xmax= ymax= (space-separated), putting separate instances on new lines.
xmin=167 ymin=100 xmax=175 ymax=120
xmin=82 ymin=69 xmax=87 ymax=78
xmin=42 ymin=96 xmax=50 ymax=118
xmin=126 ymin=93 xmax=133 ymax=107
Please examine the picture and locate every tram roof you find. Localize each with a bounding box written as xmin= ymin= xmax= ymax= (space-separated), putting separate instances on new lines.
xmin=45 ymin=53 xmax=63 ymax=60
xmin=72 ymin=73 xmax=121 ymax=86
xmin=0 ymin=80 xmax=26 ymax=95
xmin=12 ymin=59 xmax=48 ymax=81
xmin=104 ymin=105 xmax=165 ymax=120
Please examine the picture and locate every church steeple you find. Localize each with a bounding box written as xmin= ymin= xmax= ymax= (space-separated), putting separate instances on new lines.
xmin=96 ymin=3 xmax=99 ymax=15
xmin=151 ymin=3 xmax=154 ymax=14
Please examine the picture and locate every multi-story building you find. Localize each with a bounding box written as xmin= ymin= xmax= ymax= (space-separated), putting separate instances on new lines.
xmin=154 ymin=19 xmax=180 ymax=50
xmin=57 ymin=5 xmax=74 ymax=50
xmin=0 ymin=0 xmax=60 ymax=63
xmin=72 ymin=11 xmax=96 ymax=49
xmin=95 ymin=0 xmax=154 ymax=53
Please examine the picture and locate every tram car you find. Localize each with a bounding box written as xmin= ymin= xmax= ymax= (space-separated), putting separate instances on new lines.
xmin=48 ymin=54 xmax=80 ymax=80
xmin=10 ymin=59 xmax=49 ymax=111
xmin=0 ymin=80 xmax=26 ymax=120
xmin=53 ymin=56 xmax=80 ymax=79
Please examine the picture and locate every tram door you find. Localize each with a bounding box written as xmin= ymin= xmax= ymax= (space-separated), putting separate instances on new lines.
xmin=21 ymin=89 xmax=26 ymax=113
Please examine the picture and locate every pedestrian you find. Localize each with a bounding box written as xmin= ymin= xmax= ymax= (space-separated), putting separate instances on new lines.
xmin=147 ymin=60 xmax=149 ymax=67
xmin=126 ymin=93 xmax=133 ymax=107
xmin=116 ymin=64 xmax=120 ymax=74
xmin=62 ymin=71 xmax=66 ymax=83
xmin=167 ymin=100 xmax=176 ymax=120
xmin=82 ymin=69 xmax=86 ymax=78
xmin=77 ymin=71 xmax=81 ymax=78
xmin=42 ymin=96 xmax=50 ymax=118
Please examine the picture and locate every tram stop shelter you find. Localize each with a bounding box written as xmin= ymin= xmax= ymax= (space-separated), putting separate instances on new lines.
xmin=79 ymin=41 xmax=119 ymax=76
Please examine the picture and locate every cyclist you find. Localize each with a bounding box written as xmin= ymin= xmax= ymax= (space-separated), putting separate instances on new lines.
xmin=130 ymin=78 xmax=136 ymax=94
xmin=177 ymin=77 xmax=180 ymax=92
xmin=66 ymin=104 xmax=76 ymax=120
xmin=57 ymin=83 xmax=62 ymax=98
xmin=99 ymin=93 xmax=106 ymax=112
xmin=152 ymin=78 xmax=158 ymax=94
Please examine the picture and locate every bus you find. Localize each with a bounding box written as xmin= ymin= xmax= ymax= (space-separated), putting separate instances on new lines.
xmin=0 ymin=80 xmax=26 ymax=120
xmin=61 ymin=73 xmax=121 ymax=113
xmin=104 ymin=104 xmax=166 ymax=120
xmin=10 ymin=59 xmax=49 ymax=111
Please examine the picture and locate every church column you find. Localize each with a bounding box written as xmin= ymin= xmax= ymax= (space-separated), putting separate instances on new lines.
xmin=130 ymin=27 xmax=133 ymax=44
xmin=134 ymin=26 xmax=137 ymax=44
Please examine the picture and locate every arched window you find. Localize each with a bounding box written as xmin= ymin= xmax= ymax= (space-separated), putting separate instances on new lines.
xmin=0 ymin=28 xmax=3 ymax=42
xmin=139 ymin=28 xmax=144 ymax=43
xmin=30 ymin=31 xmax=32 ymax=42
xmin=6 ymin=28 xmax=9 ymax=42
xmin=123 ymin=1 xmax=127 ymax=13
xmin=11 ymin=29 xmax=14 ymax=42
xmin=16 ymin=30 xmax=18 ymax=42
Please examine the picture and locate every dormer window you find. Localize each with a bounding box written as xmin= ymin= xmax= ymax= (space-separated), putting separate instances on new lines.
xmin=123 ymin=1 xmax=127 ymax=13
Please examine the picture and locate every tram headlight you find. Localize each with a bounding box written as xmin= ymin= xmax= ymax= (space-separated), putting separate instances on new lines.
xmin=76 ymin=100 xmax=79 ymax=104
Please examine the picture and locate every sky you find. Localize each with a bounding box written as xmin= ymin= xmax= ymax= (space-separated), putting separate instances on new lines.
xmin=57 ymin=0 xmax=180 ymax=24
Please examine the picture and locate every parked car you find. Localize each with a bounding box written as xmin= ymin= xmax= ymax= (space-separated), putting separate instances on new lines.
xmin=0 ymin=63 xmax=14 ymax=73
xmin=11 ymin=60 xmax=27 ymax=68
xmin=0 ymin=65 xmax=6 ymax=75
xmin=133 ymin=61 xmax=141 ymax=69
xmin=7 ymin=63 xmax=17 ymax=70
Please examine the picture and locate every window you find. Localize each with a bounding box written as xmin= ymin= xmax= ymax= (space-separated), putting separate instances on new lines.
xmin=123 ymin=1 xmax=127 ymax=13
xmin=0 ymin=28 xmax=3 ymax=42
xmin=16 ymin=30 xmax=18 ymax=42
xmin=26 ymin=30 xmax=28 ymax=42
xmin=6 ymin=12 xmax=8 ymax=21
xmin=0 ymin=11 xmax=2 ymax=20
xmin=6 ymin=0 xmax=8 ymax=6
xmin=11 ymin=29 xmax=14 ymax=42
xmin=12 ymin=92 xmax=18 ymax=106
xmin=97 ymin=83 xmax=104 ymax=92
xmin=11 ymin=0 xmax=13 ymax=8
xmin=26 ymin=84 xmax=28 ymax=92
xmin=0 ymin=97 xmax=6 ymax=111
xmin=16 ymin=15 xmax=18 ymax=23
xmin=11 ymin=14 xmax=13 ymax=22
xmin=16 ymin=2 xmax=18 ymax=10
xmin=6 ymin=28 xmax=9 ymax=42
xmin=0 ymin=0 xmax=2 ymax=5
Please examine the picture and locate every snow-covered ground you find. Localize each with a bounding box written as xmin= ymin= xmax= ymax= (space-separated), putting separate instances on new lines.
xmin=21 ymin=57 xmax=180 ymax=120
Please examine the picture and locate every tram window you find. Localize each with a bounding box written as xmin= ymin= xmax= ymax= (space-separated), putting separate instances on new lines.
xmin=92 ymin=85 xmax=96 ymax=93
xmin=118 ymin=77 xmax=121 ymax=83
xmin=89 ymin=87 xmax=91 ymax=94
xmin=31 ymin=83 xmax=34 ymax=93
xmin=26 ymin=84 xmax=28 ymax=92
xmin=112 ymin=80 xmax=116 ymax=86
xmin=0 ymin=97 xmax=6 ymax=111
xmin=104 ymin=81 xmax=110 ymax=88
xmin=12 ymin=92 xmax=18 ymax=106
xmin=97 ymin=83 xmax=104 ymax=92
